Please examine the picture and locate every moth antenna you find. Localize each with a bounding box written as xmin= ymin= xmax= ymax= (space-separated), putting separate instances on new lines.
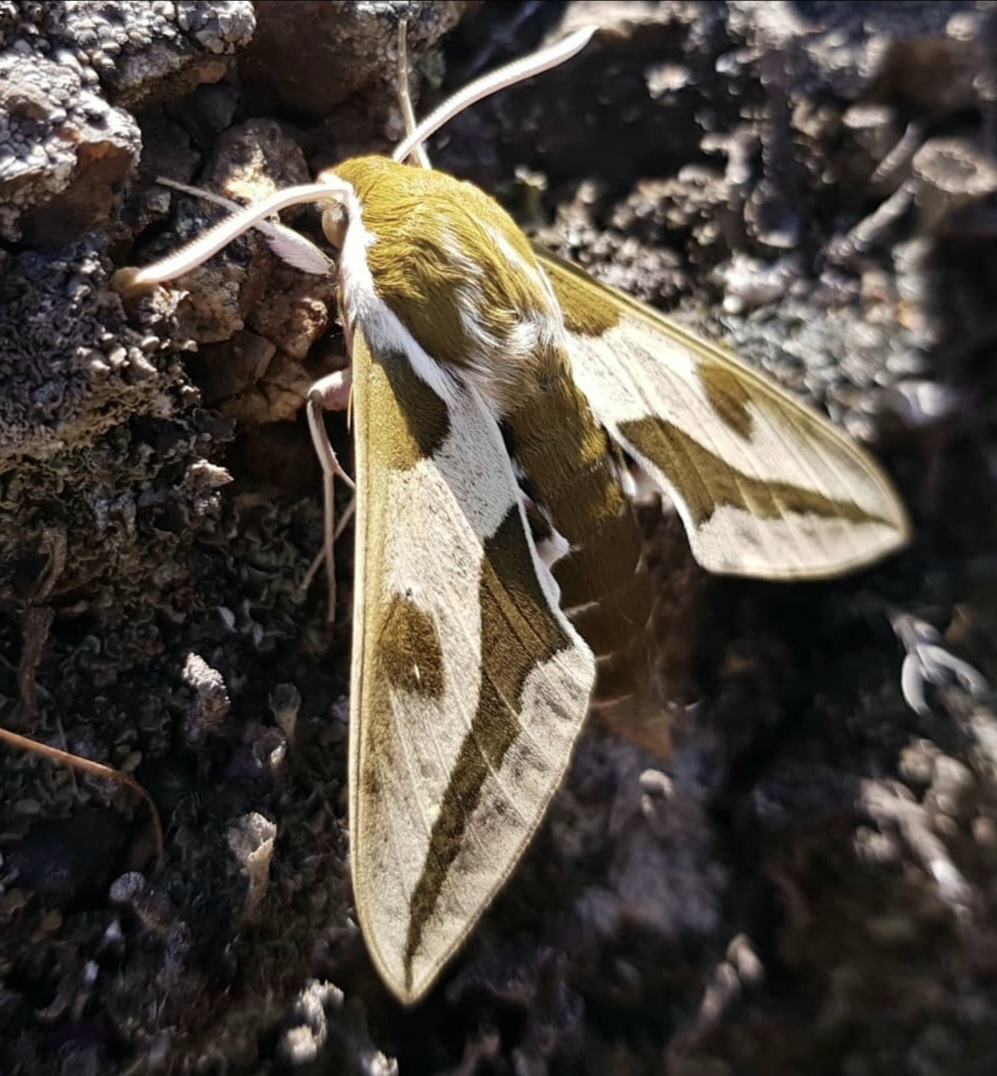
xmin=396 ymin=16 xmax=431 ymax=169
xmin=156 ymin=178 xmax=336 ymax=276
xmin=153 ymin=177 xmax=335 ymax=275
xmin=158 ymin=177 xmax=255 ymax=215
xmin=392 ymin=24 xmax=597 ymax=165
xmin=116 ymin=179 xmax=349 ymax=291
xmin=334 ymin=496 xmax=356 ymax=541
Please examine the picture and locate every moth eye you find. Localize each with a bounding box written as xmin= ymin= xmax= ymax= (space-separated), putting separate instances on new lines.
xmin=321 ymin=206 xmax=347 ymax=249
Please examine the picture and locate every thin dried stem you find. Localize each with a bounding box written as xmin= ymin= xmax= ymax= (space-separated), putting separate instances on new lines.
xmin=0 ymin=725 xmax=165 ymax=865
xmin=397 ymin=17 xmax=431 ymax=168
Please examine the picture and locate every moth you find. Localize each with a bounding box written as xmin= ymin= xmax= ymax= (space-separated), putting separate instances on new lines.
xmin=114 ymin=24 xmax=911 ymax=1005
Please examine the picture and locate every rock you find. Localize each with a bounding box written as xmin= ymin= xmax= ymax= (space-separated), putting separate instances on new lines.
xmin=4 ymin=810 xmax=129 ymax=908
xmin=239 ymin=0 xmax=477 ymax=116
xmin=0 ymin=2 xmax=255 ymax=243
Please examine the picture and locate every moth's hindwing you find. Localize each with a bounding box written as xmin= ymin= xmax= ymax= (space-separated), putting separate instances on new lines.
xmin=538 ymin=249 xmax=912 ymax=580
xmin=348 ymin=325 xmax=597 ymax=1005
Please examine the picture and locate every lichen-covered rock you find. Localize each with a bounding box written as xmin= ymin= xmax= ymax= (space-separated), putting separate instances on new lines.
xmin=0 ymin=53 xmax=140 ymax=243
xmin=0 ymin=0 xmax=255 ymax=243
xmin=0 ymin=238 xmax=185 ymax=474
xmin=728 ymin=0 xmax=995 ymax=107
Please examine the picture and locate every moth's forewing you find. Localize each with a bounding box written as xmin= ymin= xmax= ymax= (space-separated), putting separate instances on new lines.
xmin=348 ymin=325 xmax=596 ymax=1004
xmin=538 ymin=249 xmax=911 ymax=580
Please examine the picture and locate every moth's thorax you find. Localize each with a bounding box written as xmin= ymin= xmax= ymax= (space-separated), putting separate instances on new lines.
xmin=329 ymin=156 xmax=565 ymax=415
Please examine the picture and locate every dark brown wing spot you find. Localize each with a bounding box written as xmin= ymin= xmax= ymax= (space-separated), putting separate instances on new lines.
xmin=699 ymin=359 xmax=754 ymax=439
xmin=545 ymin=257 xmax=621 ymax=336
xmin=378 ymin=594 xmax=445 ymax=698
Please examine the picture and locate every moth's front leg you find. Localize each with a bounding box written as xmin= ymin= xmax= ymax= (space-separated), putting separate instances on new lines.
xmin=304 ymin=368 xmax=356 ymax=623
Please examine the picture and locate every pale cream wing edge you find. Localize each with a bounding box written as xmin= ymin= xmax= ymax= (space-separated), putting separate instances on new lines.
xmin=536 ymin=247 xmax=912 ymax=581
xmin=347 ymin=324 xmax=597 ymax=1005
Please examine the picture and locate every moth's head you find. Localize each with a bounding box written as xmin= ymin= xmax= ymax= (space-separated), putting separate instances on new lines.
xmin=313 ymin=155 xmax=436 ymax=252
xmin=312 ymin=159 xmax=401 ymax=267
xmin=315 ymin=168 xmax=350 ymax=251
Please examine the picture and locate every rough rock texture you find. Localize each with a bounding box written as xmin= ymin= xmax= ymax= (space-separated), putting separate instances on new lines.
xmin=2 ymin=1 xmax=997 ymax=1074
xmin=0 ymin=1 xmax=256 ymax=244
xmin=239 ymin=0 xmax=477 ymax=116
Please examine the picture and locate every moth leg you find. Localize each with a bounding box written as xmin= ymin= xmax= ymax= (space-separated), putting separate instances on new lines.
xmin=396 ymin=16 xmax=432 ymax=169
xmin=305 ymin=369 xmax=356 ymax=623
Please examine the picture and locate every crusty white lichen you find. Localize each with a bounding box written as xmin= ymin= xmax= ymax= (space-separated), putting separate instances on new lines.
xmin=0 ymin=1 xmax=255 ymax=240
xmin=0 ymin=238 xmax=185 ymax=471
xmin=0 ymin=54 xmax=140 ymax=239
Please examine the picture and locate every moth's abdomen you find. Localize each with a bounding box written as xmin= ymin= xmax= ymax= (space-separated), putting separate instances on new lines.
xmin=506 ymin=374 xmax=653 ymax=706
